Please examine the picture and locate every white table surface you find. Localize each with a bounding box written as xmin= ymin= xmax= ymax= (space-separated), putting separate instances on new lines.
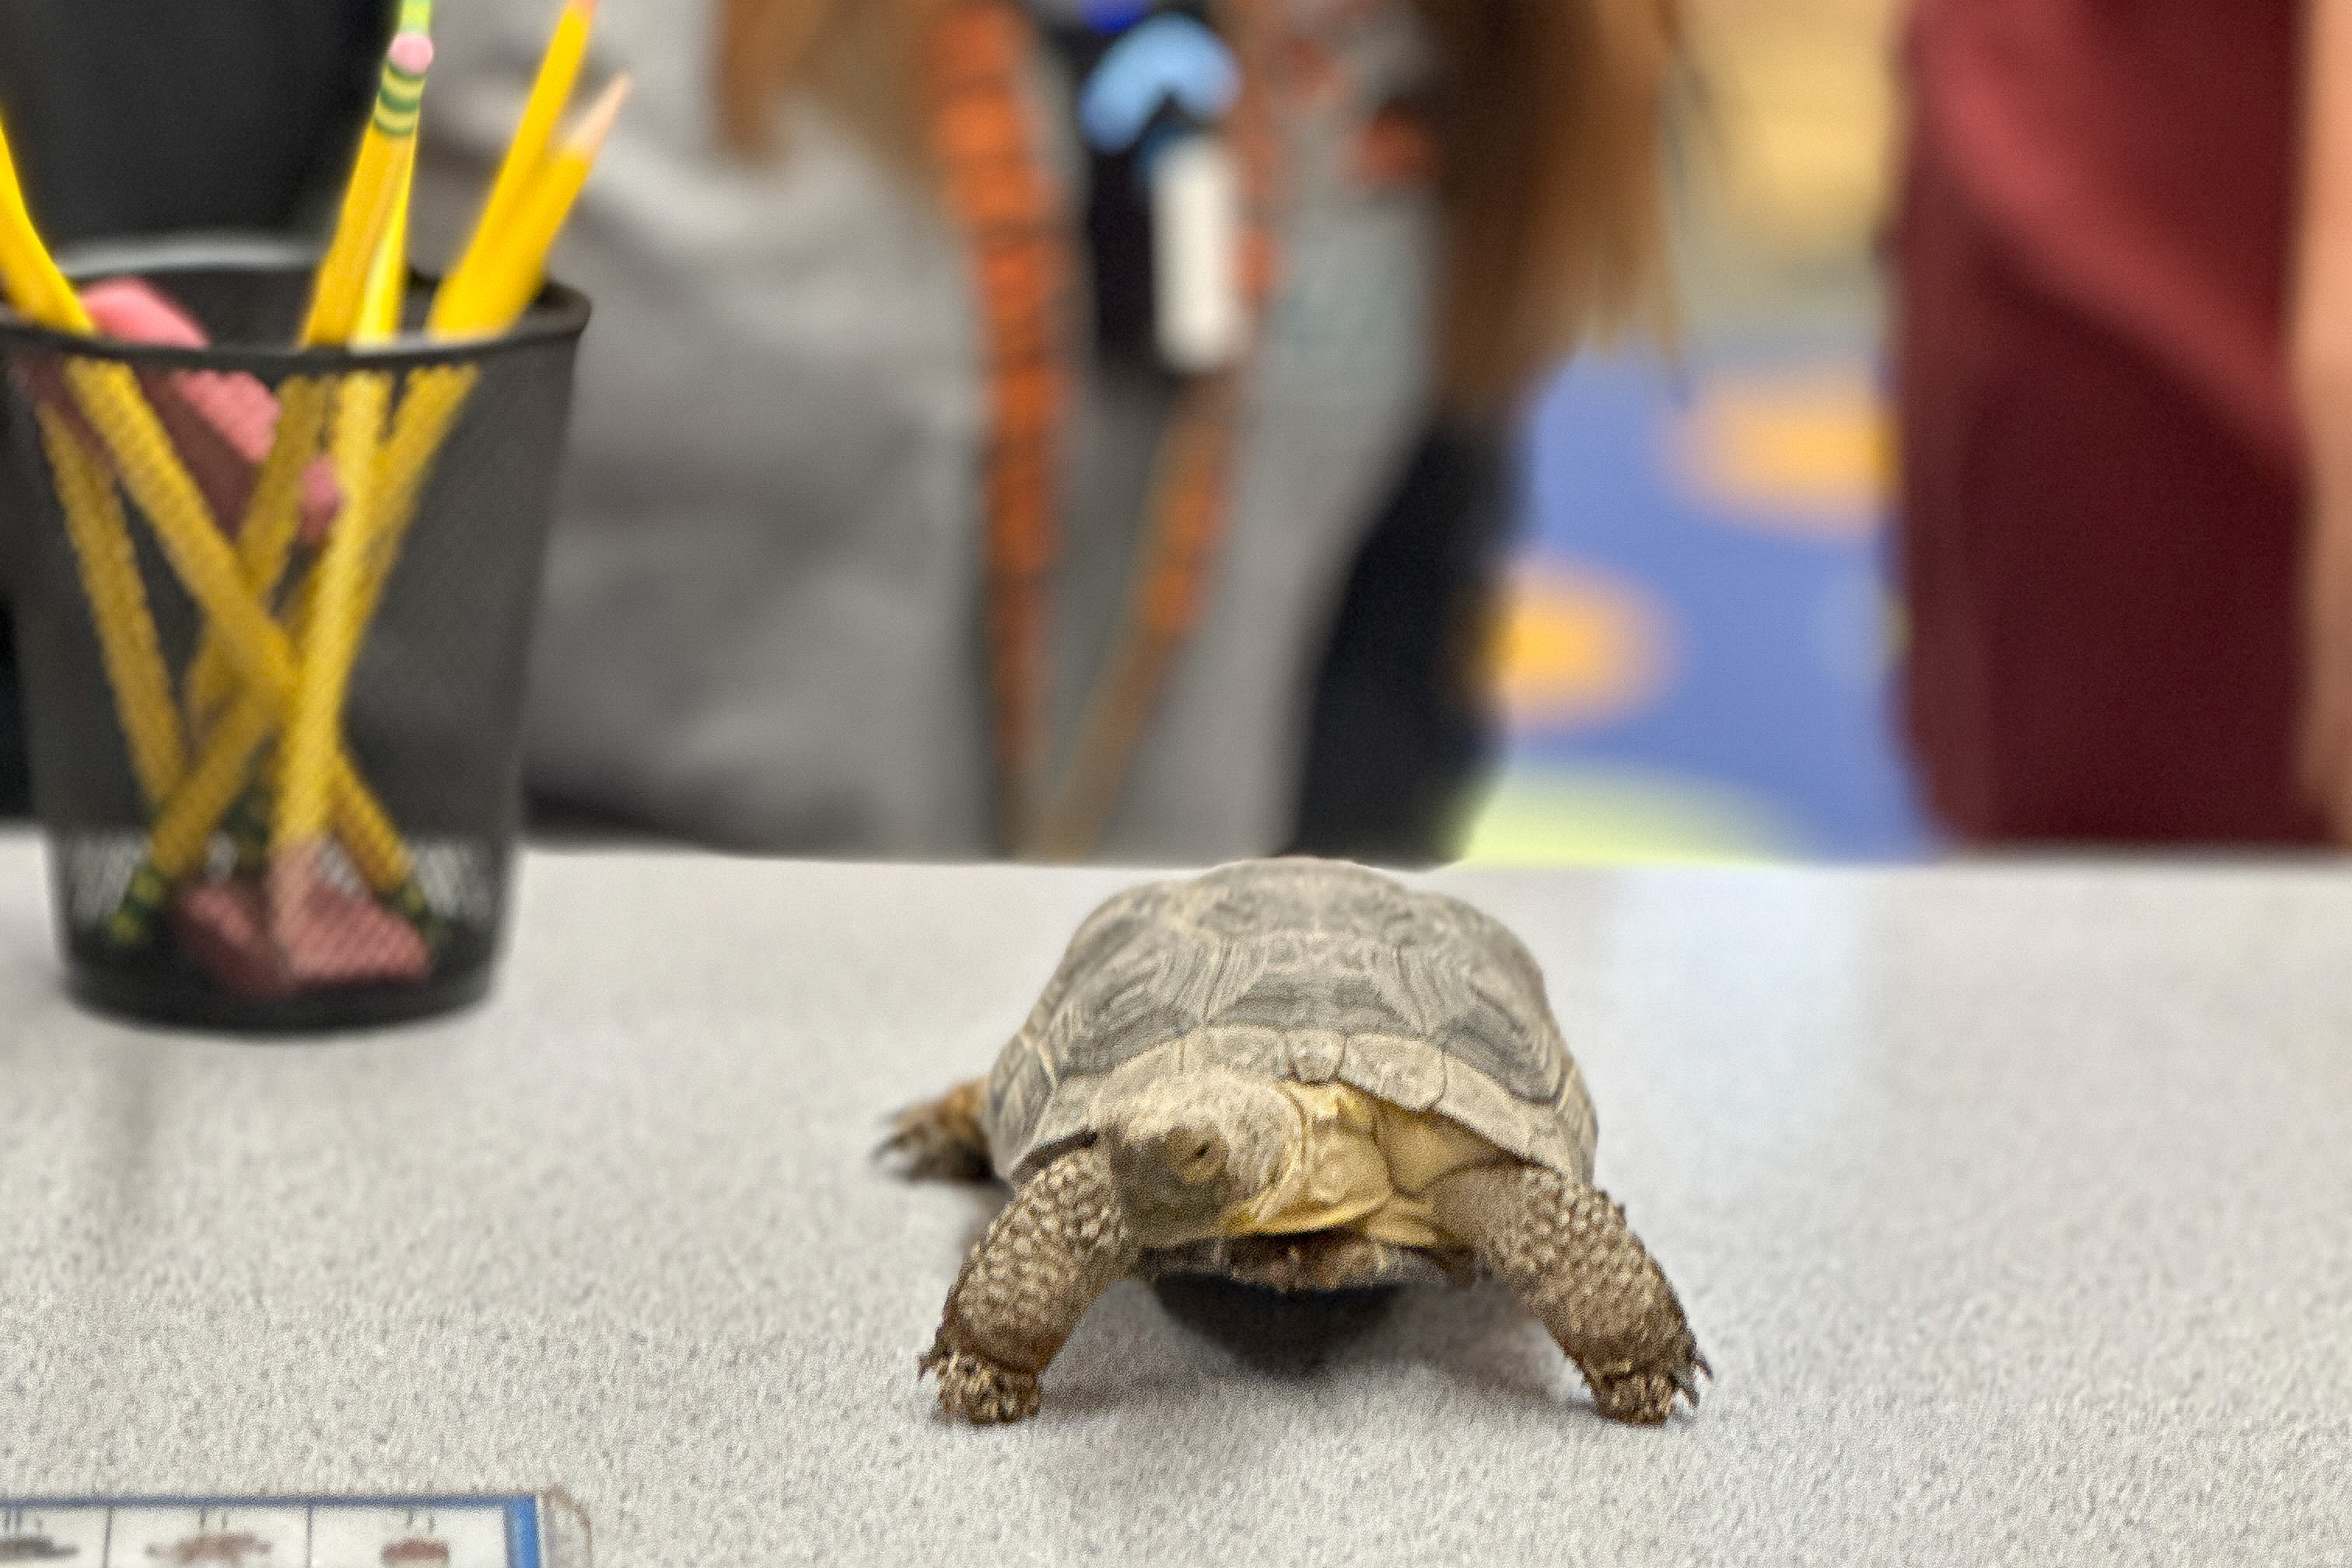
xmin=3 ymin=832 xmax=2349 ymax=1566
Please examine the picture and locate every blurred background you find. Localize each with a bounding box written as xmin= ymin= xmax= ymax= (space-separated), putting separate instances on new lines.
xmin=1465 ymin=0 xmax=1928 ymax=865
xmin=0 ymin=0 xmax=1932 ymax=866
xmin=6 ymin=0 xmax=2336 ymax=891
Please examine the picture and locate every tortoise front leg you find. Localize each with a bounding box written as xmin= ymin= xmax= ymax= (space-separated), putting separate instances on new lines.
xmin=921 ymin=1144 xmax=1137 ymax=1423
xmin=1430 ymin=1161 xmax=1708 ymax=1424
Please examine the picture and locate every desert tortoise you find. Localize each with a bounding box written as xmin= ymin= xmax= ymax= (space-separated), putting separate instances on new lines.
xmin=890 ymin=857 xmax=1707 ymax=1425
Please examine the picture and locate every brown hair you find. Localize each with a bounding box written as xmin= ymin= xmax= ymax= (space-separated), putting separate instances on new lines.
xmin=715 ymin=0 xmax=1677 ymax=411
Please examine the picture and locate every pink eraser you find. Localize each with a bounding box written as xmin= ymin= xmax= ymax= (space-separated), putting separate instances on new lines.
xmin=173 ymin=366 xmax=282 ymax=457
xmin=298 ymin=457 xmax=342 ymax=546
xmin=163 ymin=370 xmax=344 ymax=544
xmin=267 ymin=843 xmax=432 ymax=989
xmin=77 ymin=277 xmax=343 ymax=541
xmin=140 ymin=384 xmax=266 ymax=535
xmin=387 ymin=31 xmax=435 ymax=75
xmin=171 ymin=878 xmax=297 ymax=999
xmin=80 ymin=278 xmax=207 ymax=348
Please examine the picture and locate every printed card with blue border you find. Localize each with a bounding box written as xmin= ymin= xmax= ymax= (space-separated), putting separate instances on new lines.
xmin=0 ymin=1494 xmax=589 ymax=1567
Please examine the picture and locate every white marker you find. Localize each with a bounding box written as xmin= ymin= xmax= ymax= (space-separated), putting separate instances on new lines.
xmin=1152 ymin=133 xmax=1244 ymax=373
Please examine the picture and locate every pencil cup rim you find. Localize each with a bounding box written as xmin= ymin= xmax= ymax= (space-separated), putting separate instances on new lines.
xmin=0 ymin=233 xmax=590 ymax=373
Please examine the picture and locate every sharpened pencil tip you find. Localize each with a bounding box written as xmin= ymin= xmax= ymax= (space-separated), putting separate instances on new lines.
xmin=567 ymin=73 xmax=632 ymax=152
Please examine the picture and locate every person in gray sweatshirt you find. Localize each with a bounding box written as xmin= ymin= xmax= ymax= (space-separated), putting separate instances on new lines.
xmin=411 ymin=0 xmax=1674 ymax=863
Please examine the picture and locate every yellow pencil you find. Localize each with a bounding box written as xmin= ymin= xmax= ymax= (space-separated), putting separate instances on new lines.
xmin=350 ymin=363 xmax=474 ymax=620
xmin=8 ymin=109 xmax=236 ymax=866
xmin=65 ymin=360 xmax=285 ymax=688
xmin=355 ymin=154 xmax=415 ymax=346
xmin=4 ymin=112 xmax=198 ymax=814
xmin=0 ymin=110 xmax=89 ymax=331
xmin=180 ymin=378 xmax=326 ymax=733
xmin=278 ymin=295 xmax=405 ymax=854
xmin=445 ymin=0 xmax=598 ymax=299
xmin=432 ymin=75 xmax=629 ymax=336
xmin=345 ymin=75 xmax=631 ymax=688
xmin=272 ymin=159 xmax=414 ymax=855
xmin=328 ymin=153 xmax=413 ymax=558
xmin=37 ymin=408 xmax=187 ymax=807
xmin=185 ymin=19 xmax=434 ymax=725
xmin=302 ymin=20 xmax=435 ymax=346
xmin=351 ymin=76 xmax=632 ymax=661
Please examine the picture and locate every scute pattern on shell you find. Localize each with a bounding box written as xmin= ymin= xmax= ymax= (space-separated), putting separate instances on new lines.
xmin=983 ymin=859 xmax=1597 ymax=1185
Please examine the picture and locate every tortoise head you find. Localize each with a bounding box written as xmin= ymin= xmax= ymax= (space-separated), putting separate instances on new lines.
xmin=1099 ymin=1068 xmax=1297 ymax=1248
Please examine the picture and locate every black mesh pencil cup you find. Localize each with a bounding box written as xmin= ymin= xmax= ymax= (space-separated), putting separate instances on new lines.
xmin=0 ymin=242 xmax=587 ymax=1030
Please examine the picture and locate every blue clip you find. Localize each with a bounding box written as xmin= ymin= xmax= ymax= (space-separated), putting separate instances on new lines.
xmin=1078 ymin=14 xmax=1240 ymax=156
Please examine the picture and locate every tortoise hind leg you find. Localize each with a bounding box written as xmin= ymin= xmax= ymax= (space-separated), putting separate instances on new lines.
xmin=922 ymin=1145 xmax=1138 ymax=1423
xmin=882 ymin=1077 xmax=995 ymax=1181
xmin=1429 ymin=1161 xmax=1708 ymax=1424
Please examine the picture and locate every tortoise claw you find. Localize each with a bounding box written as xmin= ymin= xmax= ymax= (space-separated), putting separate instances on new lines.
xmin=1587 ymin=1334 xmax=1709 ymax=1423
xmin=922 ymin=1343 xmax=1042 ymax=1424
xmin=1667 ymin=1340 xmax=1713 ymax=1409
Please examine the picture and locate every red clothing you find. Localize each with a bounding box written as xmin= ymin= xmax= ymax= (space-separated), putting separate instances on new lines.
xmin=1899 ymin=0 xmax=2323 ymax=842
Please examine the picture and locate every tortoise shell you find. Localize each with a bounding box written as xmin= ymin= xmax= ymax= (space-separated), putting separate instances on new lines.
xmin=982 ymin=859 xmax=1596 ymax=1186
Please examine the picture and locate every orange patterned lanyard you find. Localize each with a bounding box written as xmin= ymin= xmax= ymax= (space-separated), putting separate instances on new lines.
xmin=926 ymin=0 xmax=1280 ymax=858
